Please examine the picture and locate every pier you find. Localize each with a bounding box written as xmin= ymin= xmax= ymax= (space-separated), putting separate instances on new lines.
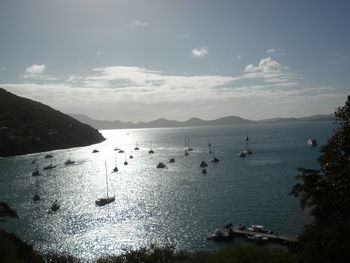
xmin=208 ymin=224 xmax=298 ymax=244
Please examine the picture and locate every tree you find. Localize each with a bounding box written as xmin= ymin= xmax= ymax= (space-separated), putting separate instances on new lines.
xmin=291 ymin=95 xmax=350 ymax=263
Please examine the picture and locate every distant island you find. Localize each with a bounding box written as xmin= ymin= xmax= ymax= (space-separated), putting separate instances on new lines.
xmin=0 ymin=88 xmax=105 ymax=157
xmin=70 ymin=113 xmax=334 ymax=130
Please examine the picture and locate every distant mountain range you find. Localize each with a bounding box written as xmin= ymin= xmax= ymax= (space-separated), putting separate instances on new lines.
xmin=69 ymin=113 xmax=334 ymax=130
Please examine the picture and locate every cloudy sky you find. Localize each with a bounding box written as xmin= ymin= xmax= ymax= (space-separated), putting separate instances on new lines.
xmin=0 ymin=0 xmax=349 ymax=122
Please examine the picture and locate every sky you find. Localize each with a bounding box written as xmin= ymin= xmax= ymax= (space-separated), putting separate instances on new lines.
xmin=0 ymin=0 xmax=349 ymax=122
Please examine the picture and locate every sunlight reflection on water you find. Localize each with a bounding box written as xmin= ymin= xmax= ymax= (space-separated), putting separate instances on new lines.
xmin=0 ymin=122 xmax=332 ymax=260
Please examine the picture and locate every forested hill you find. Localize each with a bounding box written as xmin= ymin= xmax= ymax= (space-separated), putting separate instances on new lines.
xmin=0 ymin=88 xmax=105 ymax=157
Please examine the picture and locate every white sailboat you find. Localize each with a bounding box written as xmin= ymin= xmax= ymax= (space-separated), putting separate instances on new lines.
xmin=96 ymin=161 xmax=115 ymax=206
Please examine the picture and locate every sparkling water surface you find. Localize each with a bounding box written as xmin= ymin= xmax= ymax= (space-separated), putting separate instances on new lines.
xmin=0 ymin=122 xmax=332 ymax=260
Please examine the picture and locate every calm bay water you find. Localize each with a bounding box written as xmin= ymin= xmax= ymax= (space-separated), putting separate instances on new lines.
xmin=0 ymin=122 xmax=332 ymax=260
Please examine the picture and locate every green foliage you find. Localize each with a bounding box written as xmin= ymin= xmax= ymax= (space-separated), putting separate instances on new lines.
xmin=0 ymin=230 xmax=44 ymax=263
xmin=291 ymin=95 xmax=350 ymax=263
xmin=196 ymin=246 xmax=301 ymax=263
xmin=94 ymin=245 xmax=301 ymax=263
xmin=95 ymin=244 xmax=190 ymax=263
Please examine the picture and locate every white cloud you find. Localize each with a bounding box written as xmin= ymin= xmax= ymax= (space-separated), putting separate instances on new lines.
xmin=132 ymin=20 xmax=149 ymax=27
xmin=2 ymin=57 xmax=345 ymax=121
xmin=25 ymin=64 xmax=46 ymax=74
xmin=266 ymin=48 xmax=286 ymax=56
xmin=244 ymin=57 xmax=283 ymax=73
xmin=192 ymin=47 xmax=208 ymax=57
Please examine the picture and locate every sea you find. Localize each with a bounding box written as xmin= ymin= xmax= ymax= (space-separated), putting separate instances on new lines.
xmin=0 ymin=121 xmax=333 ymax=260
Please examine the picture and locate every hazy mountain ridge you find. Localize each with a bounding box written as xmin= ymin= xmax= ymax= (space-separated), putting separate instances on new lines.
xmin=0 ymin=88 xmax=105 ymax=157
xmin=69 ymin=113 xmax=333 ymax=130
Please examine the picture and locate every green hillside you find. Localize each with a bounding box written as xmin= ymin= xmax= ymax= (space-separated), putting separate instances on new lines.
xmin=0 ymin=88 xmax=105 ymax=157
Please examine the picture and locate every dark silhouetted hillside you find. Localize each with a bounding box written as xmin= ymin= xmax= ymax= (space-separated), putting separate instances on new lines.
xmin=0 ymin=88 xmax=105 ymax=157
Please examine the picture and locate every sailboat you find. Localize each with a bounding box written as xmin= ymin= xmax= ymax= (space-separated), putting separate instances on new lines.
xmin=113 ymin=151 xmax=118 ymax=172
xmin=200 ymin=152 xmax=208 ymax=167
xmin=187 ymin=137 xmax=194 ymax=151
xmin=64 ymin=151 xmax=75 ymax=165
xmin=44 ymin=158 xmax=56 ymax=170
xmin=184 ymin=138 xmax=189 ymax=156
xmin=134 ymin=142 xmax=140 ymax=150
xmin=95 ymin=161 xmax=115 ymax=206
xmin=148 ymin=141 xmax=154 ymax=154
xmin=124 ymin=153 xmax=128 ymax=165
xmin=31 ymin=162 xmax=42 ymax=176
xmin=48 ymin=172 xmax=60 ymax=212
xmin=32 ymin=174 xmax=40 ymax=202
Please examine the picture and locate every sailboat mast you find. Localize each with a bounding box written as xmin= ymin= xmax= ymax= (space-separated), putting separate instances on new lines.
xmin=105 ymin=161 xmax=109 ymax=198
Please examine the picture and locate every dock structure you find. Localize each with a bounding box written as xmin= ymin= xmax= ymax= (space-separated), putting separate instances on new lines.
xmin=231 ymin=228 xmax=298 ymax=243
xmin=207 ymin=224 xmax=298 ymax=244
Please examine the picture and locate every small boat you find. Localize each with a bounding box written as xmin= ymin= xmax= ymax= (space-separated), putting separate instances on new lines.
xmin=307 ymin=139 xmax=317 ymax=146
xmin=96 ymin=196 xmax=115 ymax=206
xmin=45 ymin=154 xmax=53 ymax=159
xmin=187 ymin=137 xmax=194 ymax=151
xmin=118 ymin=149 xmax=124 ymax=153
xmin=202 ymin=168 xmax=207 ymax=174
xmin=134 ymin=143 xmax=140 ymax=150
xmin=245 ymin=136 xmax=249 ymax=142
xmin=32 ymin=159 xmax=36 ymax=164
xmin=130 ymin=155 xmax=134 ymax=159
xmin=31 ymin=163 xmax=42 ymax=176
xmin=32 ymin=194 xmax=40 ymax=202
xmin=169 ymin=158 xmax=175 ymax=163
xmin=148 ymin=149 xmax=154 ymax=154
xmin=156 ymin=162 xmax=167 ymax=168
xmin=49 ymin=199 xmax=60 ymax=212
xmin=210 ymin=157 xmax=220 ymax=163
xmin=113 ymin=152 xmax=118 ymax=172
xmin=237 ymin=152 xmax=245 ymax=158
xmin=200 ymin=152 xmax=208 ymax=167
xmin=44 ymin=159 xmax=56 ymax=170
xmin=243 ymin=149 xmax=253 ymax=155
xmin=64 ymin=159 xmax=75 ymax=165
xmin=207 ymin=224 xmax=233 ymax=240
xmin=92 ymin=149 xmax=99 ymax=153
xmin=124 ymin=153 xmax=128 ymax=165
xmin=96 ymin=162 xmax=115 ymax=206
xmin=114 ymin=147 xmax=119 ymax=151
xmin=200 ymin=161 xmax=208 ymax=168
xmin=184 ymin=150 xmax=189 ymax=156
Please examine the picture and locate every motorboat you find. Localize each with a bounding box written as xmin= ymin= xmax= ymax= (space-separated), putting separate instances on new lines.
xmin=49 ymin=200 xmax=60 ymax=212
xmin=200 ymin=161 xmax=208 ymax=168
xmin=243 ymin=149 xmax=253 ymax=154
xmin=169 ymin=158 xmax=175 ymax=163
xmin=237 ymin=152 xmax=245 ymax=158
xmin=92 ymin=149 xmax=99 ymax=153
xmin=210 ymin=157 xmax=220 ymax=163
xmin=32 ymin=194 xmax=40 ymax=202
xmin=64 ymin=159 xmax=75 ymax=165
xmin=156 ymin=162 xmax=167 ymax=168
xmin=307 ymin=139 xmax=317 ymax=146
